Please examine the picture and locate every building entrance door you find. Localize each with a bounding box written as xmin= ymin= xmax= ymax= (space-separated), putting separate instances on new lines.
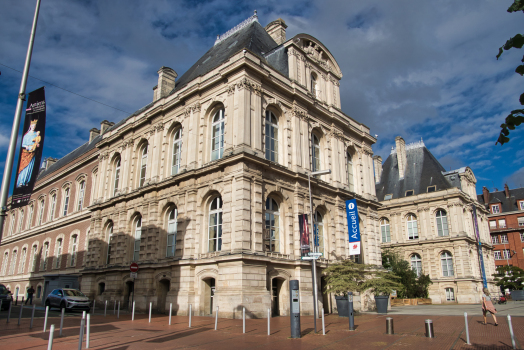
xmin=157 ymin=279 xmax=170 ymax=314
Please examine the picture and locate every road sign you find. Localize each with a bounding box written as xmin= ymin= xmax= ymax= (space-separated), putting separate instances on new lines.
xmin=130 ymin=263 xmax=139 ymax=273
xmin=301 ymin=256 xmax=319 ymax=260
xmin=308 ymin=252 xmax=323 ymax=256
xmin=130 ymin=272 xmax=137 ymax=279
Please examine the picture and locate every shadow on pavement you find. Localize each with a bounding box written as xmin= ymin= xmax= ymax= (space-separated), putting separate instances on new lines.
xmin=147 ymin=327 xmax=212 ymax=343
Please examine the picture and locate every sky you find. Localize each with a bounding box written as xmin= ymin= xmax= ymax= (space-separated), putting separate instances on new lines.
xmin=0 ymin=0 xmax=523 ymax=197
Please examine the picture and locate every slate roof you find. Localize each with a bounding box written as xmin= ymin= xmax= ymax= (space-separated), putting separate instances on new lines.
xmin=477 ymin=187 xmax=524 ymax=212
xmin=376 ymin=145 xmax=462 ymax=201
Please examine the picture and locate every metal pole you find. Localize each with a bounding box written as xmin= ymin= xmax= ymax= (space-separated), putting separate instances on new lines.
xmin=30 ymin=304 xmax=35 ymax=329
xmin=104 ymin=300 xmax=107 ymax=317
xmin=113 ymin=300 xmax=116 ymax=315
xmin=132 ymin=301 xmax=135 ymax=321
xmin=348 ymin=292 xmax=354 ymax=331
xmin=78 ymin=315 xmax=85 ymax=350
xmin=308 ymin=173 xmax=318 ymax=333
xmin=267 ymin=308 xmax=270 ymax=336
xmin=386 ymin=317 xmax=394 ymax=335
xmin=464 ymin=312 xmax=470 ymax=345
xmin=117 ymin=301 xmax=120 ymax=319
xmin=59 ymin=308 xmax=65 ymax=336
xmin=43 ymin=305 xmax=49 ymax=332
xmin=508 ymin=315 xmax=516 ymax=349
xmin=243 ymin=307 xmax=245 ymax=333
xmin=86 ymin=314 xmax=90 ymax=349
xmin=92 ymin=300 xmax=95 ymax=314
xmin=425 ymin=319 xmax=434 ymax=338
xmin=322 ymin=308 xmax=325 ymax=335
xmin=149 ymin=302 xmax=152 ymax=323
xmin=169 ymin=303 xmax=172 ymax=325
xmin=0 ymin=0 xmax=42 ymax=244
xmin=189 ymin=304 xmax=192 ymax=328
xmin=214 ymin=306 xmax=218 ymax=330
xmin=18 ymin=303 xmax=23 ymax=325
xmin=47 ymin=324 xmax=55 ymax=350
xmin=6 ymin=298 xmax=12 ymax=323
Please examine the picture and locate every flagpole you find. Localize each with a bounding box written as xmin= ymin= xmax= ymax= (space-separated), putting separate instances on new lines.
xmin=0 ymin=0 xmax=42 ymax=244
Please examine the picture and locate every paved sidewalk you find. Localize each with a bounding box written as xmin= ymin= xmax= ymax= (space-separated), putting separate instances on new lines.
xmin=383 ymin=301 xmax=524 ymax=317
xmin=0 ymin=310 xmax=522 ymax=349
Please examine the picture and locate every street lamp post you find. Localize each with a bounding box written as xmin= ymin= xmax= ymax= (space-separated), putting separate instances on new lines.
xmin=308 ymin=169 xmax=331 ymax=334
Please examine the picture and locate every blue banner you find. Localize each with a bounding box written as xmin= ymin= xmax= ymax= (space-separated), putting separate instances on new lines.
xmin=345 ymin=199 xmax=361 ymax=255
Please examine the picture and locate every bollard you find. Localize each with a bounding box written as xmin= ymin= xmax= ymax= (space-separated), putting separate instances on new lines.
xmin=268 ymin=308 xmax=270 ymax=336
xmin=289 ymin=280 xmax=301 ymax=339
xmin=78 ymin=316 xmax=85 ymax=350
xmin=132 ymin=301 xmax=135 ymax=321
xmin=59 ymin=308 xmax=65 ymax=336
xmin=114 ymin=300 xmax=116 ymax=315
xmin=117 ymin=301 xmax=120 ymax=319
xmin=43 ymin=305 xmax=49 ymax=332
xmin=149 ymin=302 xmax=152 ymax=323
xmin=47 ymin=324 xmax=55 ymax=350
xmin=104 ymin=300 xmax=107 ymax=317
xmin=322 ymin=308 xmax=325 ymax=335
xmin=15 ymin=296 xmax=18 ymax=306
xmin=425 ymin=319 xmax=434 ymax=338
xmin=30 ymin=304 xmax=35 ymax=329
xmin=21 ymin=296 xmax=24 ymax=305
xmin=18 ymin=303 xmax=23 ymax=325
xmin=243 ymin=307 xmax=246 ymax=333
xmin=169 ymin=303 xmax=172 ymax=326
xmin=86 ymin=314 xmax=90 ymax=349
xmin=386 ymin=317 xmax=394 ymax=335
xmin=464 ymin=312 xmax=470 ymax=345
xmin=6 ymin=299 xmax=12 ymax=323
xmin=508 ymin=315 xmax=516 ymax=349
xmin=348 ymin=292 xmax=355 ymax=331
xmin=214 ymin=306 xmax=218 ymax=330
xmin=189 ymin=304 xmax=192 ymax=328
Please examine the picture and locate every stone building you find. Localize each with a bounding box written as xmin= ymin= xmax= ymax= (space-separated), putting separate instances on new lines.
xmin=375 ymin=136 xmax=496 ymax=304
xmin=478 ymin=185 xmax=524 ymax=271
xmin=0 ymin=15 xmax=381 ymax=317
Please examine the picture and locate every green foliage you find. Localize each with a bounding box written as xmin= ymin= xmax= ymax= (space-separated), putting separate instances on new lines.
xmin=382 ymin=249 xmax=433 ymax=298
xmin=496 ymin=1 xmax=524 ymax=145
xmin=323 ymin=259 xmax=403 ymax=296
xmin=492 ymin=265 xmax=524 ymax=290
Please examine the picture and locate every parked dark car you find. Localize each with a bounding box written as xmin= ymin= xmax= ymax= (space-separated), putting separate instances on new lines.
xmin=45 ymin=288 xmax=90 ymax=312
xmin=0 ymin=284 xmax=12 ymax=311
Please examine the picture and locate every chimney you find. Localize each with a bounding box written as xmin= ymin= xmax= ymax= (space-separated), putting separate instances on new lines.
xmin=155 ymin=66 xmax=178 ymax=101
xmin=373 ymin=155 xmax=383 ymax=184
xmin=482 ymin=186 xmax=490 ymax=204
xmin=100 ymin=120 xmax=114 ymax=134
xmin=265 ymin=18 xmax=288 ymax=45
xmin=45 ymin=157 xmax=58 ymax=170
xmin=504 ymin=183 xmax=510 ymax=198
xmin=89 ymin=128 xmax=100 ymax=143
xmin=395 ymin=136 xmax=407 ymax=179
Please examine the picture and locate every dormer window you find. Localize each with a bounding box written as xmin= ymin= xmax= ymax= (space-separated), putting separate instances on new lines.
xmin=519 ymin=200 xmax=524 ymax=210
xmin=384 ymin=194 xmax=393 ymax=200
xmin=405 ymin=190 xmax=414 ymax=197
xmin=491 ymin=204 xmax=500 ymax=214
xmin=427 ymin=186 xmax=436 ymax=193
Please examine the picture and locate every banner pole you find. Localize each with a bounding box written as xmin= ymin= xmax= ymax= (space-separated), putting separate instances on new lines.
xmin=0 ymin=0 xmax=42 ymax=243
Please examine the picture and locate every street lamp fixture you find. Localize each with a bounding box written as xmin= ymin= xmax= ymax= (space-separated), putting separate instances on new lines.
xmin=307 ymin=168 xmax=331 ymax=333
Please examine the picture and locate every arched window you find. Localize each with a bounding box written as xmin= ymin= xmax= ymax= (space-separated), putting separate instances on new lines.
xmin=265 ymin=198 xmax=280 ymax=252
xmin=9 ymin=250 xmax=17 ymax=275
xmin=55 ymin=239 xmax=63 ymax=269
xmin=106 ymin=223 xmax=113 ymax=265
xmin=441 ymin=251 xmax=454 ymax=277
xmin=172 ymin=129 xmax=182 ymax=175
xmin=380 ymin=218 xmax=391 ymax=243
xmin=407 ymin=214 xmax=418 ymax=240
xmin=411 ymin=254 xmax=422 ymax=277
xmin=49 ymin=194 xmax=56 ymax=221
xmin=42 ymin=242 xmax=49 ymax=271
xmin=211 ymin=109 xmax=225 ymax=161
xmin=436 ymin=210 xmax=449 ymax=236
xmin=114 ymin=157 xmax=121 ymax=196
xmin=63 ymin=188 xmax=70 ymax=216
xmin=310 ymin=73 xmax=317 ymax=96
xmin=28 ymin=204 xmax=34 ymax=229
xmin=19 ymin=248 xmax=27 ymax=274
xmin=38 ymin=199 xmax=45 ymax=225
xmin=77 ymin=181 xmax=86 ymax=211
xmin=9 ymin=213 xmax=15 ymax=235
xmin=265 ymin=111 xmax=278 ymax=162
xmin=208 ymin=197 xmax=223 ymax=252
xmin=30 ymin=245 xmax=37 ymax=272
xmin=166 ymin=207 xmax=178 ymax=257
xmin=347 ymin=151 xmax=354 ymax=192
xmin=70 ymin=235 xmax=78 ymax=267
xmin=1 ymin=252 xmax=8 ymax=276
xmin=133 ymin=216 xmax=142 ymax=261
xmin=140 ymin=144 xmax=148 ymax=187
xmin=315 ymin=211 xmax=324 ymax=255
xmin=312 ymin=134 xmax=320 ymax=172
xmin=18 ymin=210 xmax=24 ymax=233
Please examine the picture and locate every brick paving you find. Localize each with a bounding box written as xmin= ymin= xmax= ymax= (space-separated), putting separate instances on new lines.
xmin=0 ymin=309 xmax=522 ymax=349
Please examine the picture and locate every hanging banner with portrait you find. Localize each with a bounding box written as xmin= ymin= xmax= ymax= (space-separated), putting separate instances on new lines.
xmin=471 ymin=205 xmax=488 ymax=288
xmin=298 ymin=214 xmax=310 ymax=257
xmin=11 ymin=87 xmax=46 ymax=209
xmin=346 ymin=199 xmax=361 ymax=255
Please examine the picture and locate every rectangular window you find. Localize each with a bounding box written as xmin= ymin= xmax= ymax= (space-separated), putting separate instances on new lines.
xmin=405 ymin=190 xmax=414 ymax=196
xmin=134 ymin=227 xmax=141 ymax=261
xmin=491 ymin=205 xmax=500 ymax=214
xmin=28 ymin=205 xmax=34 ymax=229
xmin=71 ymin=236 xmax=78 ymax=267
xmin=427 ymin=185 xmax=436 ymax=193
xmin=77 ymin=182 xmax=85 ymax=211
xmin=498 ymin=219 xmax=506 ymax=228
xmin=489 ymin=221 xmax=497 ymax=229
xmin=9 ymin=250 xmax=17 ymax=275
xmin=521 ymin=232 xmax=524 ymax=242
xmin=501 ymin=234 xmax=508 ymax=243
xmin=49 ymin=195 xmax=56 ymax=221
xmin=42 ymin=243 xmax=49 ymax=271
xmin=518 ymin=217 xmax=524 ymax=227
xmin=494 ymin=251 xmax=502 ymax=260
xmin=55 ymin=240 xmax=62 ymax=269
xmin=19 ymin=249 xmax=26 ymax=274
xmin=491 ymin=236 xmax=499 ymax=244
xmin=31 ymin=246 xmax=37 ymax=272
xmin=166 ymin=209 xmax=177 ymax=257
xmin=519 ymin=201 xmax=524 ymax=210
xmin=407 ymin=220 xmax=418 ymax=239
xmin=502 ymin=249 xmax=511 ymax=259
xmin=38 ymin=200 xmax=45 ymax=225
xmin=63 ymin=189 xmax=70 ymax=216
xmin=381 ymin=224 xmax=391 ymax=243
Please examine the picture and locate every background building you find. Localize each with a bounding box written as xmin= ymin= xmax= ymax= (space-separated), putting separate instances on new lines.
xmin=375 ymin=136 xmax=496 ymax=303
xmin=478 ymin=185 xmax=524 ymax=271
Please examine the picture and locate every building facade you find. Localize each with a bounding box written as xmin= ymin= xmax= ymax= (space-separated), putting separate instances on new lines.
xmin=479 ymin=185 xmax=524 ymax=271
xmin=1 ymin=15 xmax=381 ymax=317
xmin=375 ymin=136 xmax=496 ymax=304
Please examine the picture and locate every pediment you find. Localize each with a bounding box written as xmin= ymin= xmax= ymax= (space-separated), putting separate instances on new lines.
xmin=288 ymin=34 xmax=343 ymax=78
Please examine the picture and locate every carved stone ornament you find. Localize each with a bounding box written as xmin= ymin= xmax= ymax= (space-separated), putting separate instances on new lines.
xmin=227 ymin=84 xmax=236 ymax=95
xmin=191 ymin=102 xmax=201 ymax=112
xmin=292 ymin=102 xmax=308 ymax=120
xmin=155 ymin=122 xmax=165 ymax=131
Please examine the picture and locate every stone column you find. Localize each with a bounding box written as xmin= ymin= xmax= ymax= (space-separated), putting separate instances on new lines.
xmin=232 ymin=174 xmax=252 ymax=251
xmin=252 ymin=85 xmax=262 ymax=152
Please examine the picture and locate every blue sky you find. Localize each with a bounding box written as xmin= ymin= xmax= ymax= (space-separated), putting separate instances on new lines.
xmin=1 ymin=0 xmax=523 ymax=196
